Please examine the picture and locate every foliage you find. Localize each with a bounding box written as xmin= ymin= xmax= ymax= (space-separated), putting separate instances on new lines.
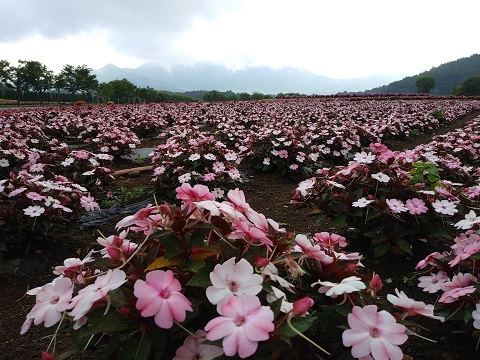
xmin=369 ymin=54 xmax=480 ymax=95
xmin=100 ymin=186 xmax=146 ymax=208
xmin=415 ymin=76 xmax=436 ymax=94
xmin=20 ymin=185 xmax=446 ymax=359
xmin=453 ymin=73 xmax=480 ymax=96
xmin=57 ymin=64 xmax=99 ymax=96
xmin=291 ymin=144 xmax=470 ymax=257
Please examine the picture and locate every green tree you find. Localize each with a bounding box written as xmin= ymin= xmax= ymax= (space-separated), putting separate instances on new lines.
xmin=20 ymin=61 xmax=54 ymax=101
xmin=457 ymin=74 xmax=480 ymax=96
xmin=202 ymin=90 xmax=227 ymax=102
xmin=58 ymin=64 xmax=98 ymax=99
xmin=108 ymin=78 xmax=137 ymax=103
xmin=415 ymin=75 xmax=436 ymax=94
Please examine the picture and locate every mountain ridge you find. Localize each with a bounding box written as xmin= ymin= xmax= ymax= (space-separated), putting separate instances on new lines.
xmin=92 ymin=63 xmax=402 ymax=95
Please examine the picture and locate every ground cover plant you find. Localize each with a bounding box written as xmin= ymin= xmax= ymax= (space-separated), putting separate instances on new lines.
xmin=2 ymin=96 xmax=480 ymax=359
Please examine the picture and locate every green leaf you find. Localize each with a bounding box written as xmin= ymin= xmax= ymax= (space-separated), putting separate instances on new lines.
xmin=186 ymin=266 xmax=211 ymax=288
xmin=374 ymin=242 xmax=390 ymax=258
xmin=331 ymin=214 xmax=346 ymax=227
xmin=393 ymin=238 xmax=413 ymax=255
xmin=82 ymin=308 xmax=130 ymax=337
xmin=119 ymin=332 xmax=153 ymax=360
xmin=186 ymin=228 xmax=209 ymax=249
xmin=278 ymin=316 xmax=316 ymax=339
xmin=160 ymin=234 xmax=184 ymax=259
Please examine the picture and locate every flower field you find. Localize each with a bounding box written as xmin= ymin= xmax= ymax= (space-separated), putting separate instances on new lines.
xmin=2 ymin=96 xmax=480 ymax=359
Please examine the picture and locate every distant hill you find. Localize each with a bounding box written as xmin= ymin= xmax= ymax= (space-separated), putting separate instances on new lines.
xmin=92 ymin=63 xmax=400 ymax=95
xmin=366 ymin=54 xmax=480 ymax=95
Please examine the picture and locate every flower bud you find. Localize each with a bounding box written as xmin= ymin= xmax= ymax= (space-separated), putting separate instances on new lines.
xmin=369 ymin=274 xmax=383 ymax=293
xmin=255 ymin=256 xmax=270 ymax=268
xmin=292 ymin=297 xmax=314 ymax=317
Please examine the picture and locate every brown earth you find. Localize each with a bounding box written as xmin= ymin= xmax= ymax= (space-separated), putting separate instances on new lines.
xmin=2 ymin=110 xmax=480 ymax=360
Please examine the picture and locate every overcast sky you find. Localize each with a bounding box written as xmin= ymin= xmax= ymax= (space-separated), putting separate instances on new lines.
xmin=1 ymin=0 xmax=478 ymax=79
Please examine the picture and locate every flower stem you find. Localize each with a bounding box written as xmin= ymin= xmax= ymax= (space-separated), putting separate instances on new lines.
xmin=405 ymin=328 xmax=437 ymax=343
xmin=174 ymin=320 xmax=196 ymax=338
xmin=286 ymin=315 xmax=330 ymax=356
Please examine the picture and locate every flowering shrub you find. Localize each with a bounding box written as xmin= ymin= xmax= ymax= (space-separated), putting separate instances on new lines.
xmin=150 ymin=127 xmax=242 ymax=191
xmin=74 ymin=100 xmax=86 ymax=106
xmin=21 ymin=185 xmax=444 ymax=359
xmin=291 ymin=143 xmax=470 ymax=257
xmin=0 ymin=170 xmax=99 ymax=258
xmin=415 ymin=215 xmax=480 ymax=337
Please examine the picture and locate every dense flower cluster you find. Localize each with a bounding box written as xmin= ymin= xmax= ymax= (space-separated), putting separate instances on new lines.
xmin=291 ymin=116 xmax=480 ymax=257
xmin=20 ymin=185 xmax=445 ymax=359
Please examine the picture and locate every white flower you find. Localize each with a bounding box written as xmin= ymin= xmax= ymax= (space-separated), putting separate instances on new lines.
xmin=266 ymin=286 xmax=293 ymax=313
xmin=224 ymin=152 xmax=237 ymax=161
xmin=353 ymin=151 xmax=375 ymax=164
xmin=263 ymin=157 xmax=271 ymax=165
xmin=188 ymin=153 xmax=201 ymax=161
xmin=24 ymin=205 xmax=45 ymax=217
xmin=455 ymin=210 xmax=480 ymax=229
xmin=212 ymin=188 xmax=225 ymax=199
xmin=371 ymin=172 xmax=390 ymax=183
xmin=178 ymin=173 xmax=192 ymax=183
xmin=432 ymin=200 xmax=458 ymax=216
xmin=61 ymin=157 xmax=75 ymax=167
xmin=312 ymin=276 xmax=366 ymax=298
xmin=352 ymin=197 xmax=374 ymax=208
xmin=204 ymin=153 xmax=216 ymax=161
xmin=0 ymin=158 xmax=10 ymax=167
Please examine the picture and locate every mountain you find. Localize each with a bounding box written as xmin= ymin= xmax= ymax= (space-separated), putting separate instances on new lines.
xmin=92 ymin=63 xmax=400 ymax=95
xmin=366 ymin=54 xmax=480 ymax=95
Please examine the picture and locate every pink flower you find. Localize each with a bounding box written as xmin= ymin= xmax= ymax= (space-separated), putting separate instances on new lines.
xmin=432 ymin=200 xmax=458 ymax=216
xmin=26 ymin=191 xmax=46 ymax=201
xmin=404 ymin=198 xmax=428 ymax=215
xmin=415 ymin=251 xmax=443 ymax=269
xmin=313 ymin=232 xmax=347 ymax=248
xmin=69 ymin=269 xmax=126 ymax=328
xmin=204 ymin=295 xmax=274 ymax=358
xmin=115 ymin=204 xmax=159 ymax=233
xmin=176 ymin=183 xmax=215 ymax=209
xmin=295 ymin=234 xmax=334 ymax=265
xmin=134 ymin=270 xmax=192 ymax=329
xmin=277 ymin=149 xmax=288 ymax=158
xmin=385 ymin=199 xmax=408 ymax=214
xmin=387 ymin=289 xmax=444 ymax=321
xmin=21 ymin=277 xmax=74 ymax=334
xmin=417 ymin=271 xmax=449 ymax=293
xmin=342 ymin=305 xmax=407 ymax=360
xmin=97 ymin=230 xmax=138 ymax=261
xmin=80 ymin=193 xmax=99 ymax=212
xmin=232 ymin=219 xmax=273 ymax=249
xmin=295 ymin=177 xmax=316 ymax=196
xmin=227 ymin=188 xmax=250 ymax=212
xmin=206 ymin=257 xmax=263 ymax=311
xmin=173 ymin=330 xmax=224 ymax=360
xmin=53 ymin=252 xmax=94 ymax=278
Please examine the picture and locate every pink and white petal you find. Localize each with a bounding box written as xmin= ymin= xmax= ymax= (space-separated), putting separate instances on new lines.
xmin=205 ymin=318 xmax=236 ymax=340
xmin=371 ymin=337 xmax=403 ymax=360
xmin=154 ymin=300 xmax=174 ymax=329
xmin=233 ymin=328 xmax=258 ymax=359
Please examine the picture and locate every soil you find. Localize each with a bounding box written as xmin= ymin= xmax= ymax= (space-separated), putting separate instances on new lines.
xmin=2 ymin=110 xmax=480 ymax=360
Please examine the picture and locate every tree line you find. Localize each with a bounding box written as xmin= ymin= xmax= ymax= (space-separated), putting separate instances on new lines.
xmin=0 ymin=60 xmax=276 ymax=104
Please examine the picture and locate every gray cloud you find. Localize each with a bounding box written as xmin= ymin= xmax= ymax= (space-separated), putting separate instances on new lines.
xmin=0 ymin=0 xmax=230 ymax=50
